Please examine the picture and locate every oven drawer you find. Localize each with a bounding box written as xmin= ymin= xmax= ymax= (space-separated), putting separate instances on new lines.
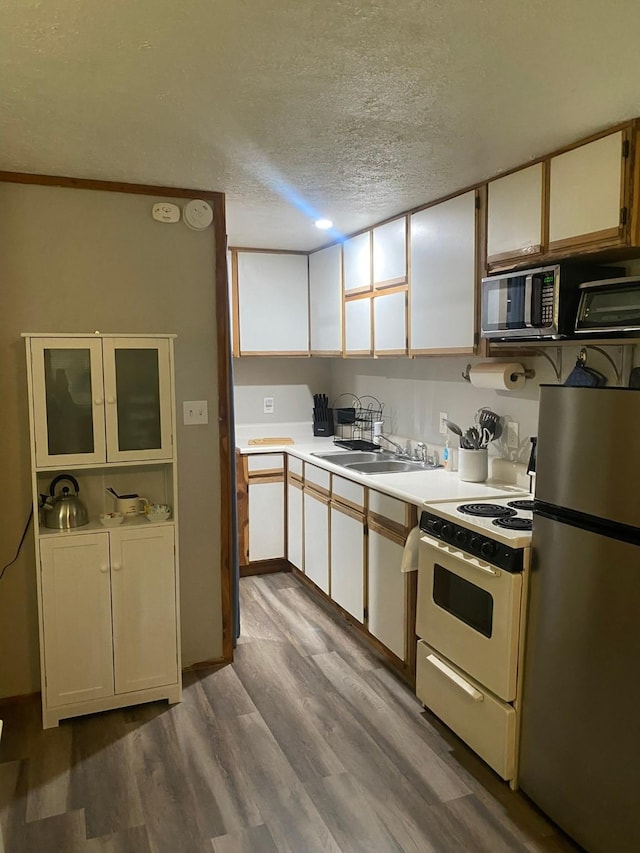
xmin=416 ymin=640 xmax=516 ymax=781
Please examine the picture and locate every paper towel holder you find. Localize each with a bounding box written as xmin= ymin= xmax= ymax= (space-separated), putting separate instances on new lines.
xmin=462 ymin=362 xmax=535 ymax=383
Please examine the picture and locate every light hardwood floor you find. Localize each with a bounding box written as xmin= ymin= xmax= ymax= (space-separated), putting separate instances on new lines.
xmin=0 ymin=572 xmax=581 ymax=852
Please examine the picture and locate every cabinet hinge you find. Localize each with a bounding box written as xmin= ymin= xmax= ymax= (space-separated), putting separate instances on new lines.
xmin=475 ymin=195 xmax=481 ymax=210
xmin=621 ymin=206 xmax=629 ymax=225
xmin=623 ymin=139 xmax=630 ymax=159
xmin=363 ymin=607 xmax=368 ymax=621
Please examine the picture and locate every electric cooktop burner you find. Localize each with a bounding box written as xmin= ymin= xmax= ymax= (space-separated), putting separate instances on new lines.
xmin=458 ymin=503 xmax=517 ymax=518
xmin=508 ymin=499 xmax=536 ymax=511
xmin=492 ymin=516 xmax=533 ymax=531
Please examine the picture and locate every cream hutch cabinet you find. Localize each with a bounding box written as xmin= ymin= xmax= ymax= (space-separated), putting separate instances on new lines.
xmin=23 ymin=333 xmax=181 ymax=728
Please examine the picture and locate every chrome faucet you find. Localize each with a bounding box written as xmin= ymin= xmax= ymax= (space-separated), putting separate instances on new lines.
xmin=376 ymin=434 xmax=408 ymax=456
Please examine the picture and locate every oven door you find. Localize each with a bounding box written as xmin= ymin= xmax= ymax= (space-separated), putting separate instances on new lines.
xmin=416 ymin=534 xmax=522 ymax=701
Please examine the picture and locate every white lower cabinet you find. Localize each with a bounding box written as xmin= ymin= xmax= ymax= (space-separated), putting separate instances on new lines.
xmin=330 ymin=503 xmax=365 ymax=622
xmin=39 ymin=526 xmax=180 ymax=727
xmin=303 ymin=488 xmax=330 ymax=593
xmin=287 ymin=477 xmax=303 ymax=570
xmin=248 ymin=479 xmax=285 ymax=561
xmin=367 ymin=523 xmax=406 ymax=660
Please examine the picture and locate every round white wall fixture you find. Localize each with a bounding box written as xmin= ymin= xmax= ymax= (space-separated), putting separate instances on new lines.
xmin=183 ymin=199 xmax=213 ymax=230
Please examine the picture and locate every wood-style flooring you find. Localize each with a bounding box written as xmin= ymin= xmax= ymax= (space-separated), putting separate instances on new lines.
xmin=0 ymin=572 xmax=581 ymax=852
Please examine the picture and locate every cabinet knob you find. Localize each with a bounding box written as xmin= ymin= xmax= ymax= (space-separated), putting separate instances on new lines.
xmin=100 ymin=565 xmax=109 ymax=574
xmin=112 ymin=563 xmax=122 ymax=571
xmin=107 ymin=396 xmax=116 ymax=405
xmin=94 ymin=397 xmax=104 ymax=406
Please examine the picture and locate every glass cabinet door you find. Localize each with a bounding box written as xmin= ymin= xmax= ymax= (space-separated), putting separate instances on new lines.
xmin=102 ymin=338 xmax=173 ymax=462
xmin=30 ymin=338 xmax=106 ymax=468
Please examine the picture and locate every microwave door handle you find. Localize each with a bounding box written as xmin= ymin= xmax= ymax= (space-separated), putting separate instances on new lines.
xmin=524 ymin=274 xmax=533 ymax=327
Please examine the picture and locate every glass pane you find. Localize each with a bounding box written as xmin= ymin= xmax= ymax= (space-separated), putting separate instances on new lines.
xmin=44 ymin=348 xmax=95 ymax=456
xmin=114 ymin=349 xmax=161 ymax=451
xmin=433 ymin=563 xmax=494 ymax=638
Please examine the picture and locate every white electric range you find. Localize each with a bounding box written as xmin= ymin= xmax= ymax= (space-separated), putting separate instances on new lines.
xmin=415 ymin=494 xmax=534 ymax=785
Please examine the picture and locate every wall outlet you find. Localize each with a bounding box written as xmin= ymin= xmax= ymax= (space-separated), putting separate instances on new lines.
xmin=263 ymin=396 xmax=274 ymax=415
xmin=439 ymin=412 xmax=448 ymax=435
xmin=506 ymin=420 xmax=519 ymax=449
xmin=183 ymin=400 xmax=208 ymax=425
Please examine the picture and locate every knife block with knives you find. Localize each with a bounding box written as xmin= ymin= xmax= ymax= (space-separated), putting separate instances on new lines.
xmin=313 ymin=393 xmax=334 ymax=436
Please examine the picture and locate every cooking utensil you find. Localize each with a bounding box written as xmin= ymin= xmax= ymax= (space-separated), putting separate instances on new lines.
xmin=42 ymin=474 xmax=89 ymax=529
xmin=444 ymin=419 xmax=463 ymax=437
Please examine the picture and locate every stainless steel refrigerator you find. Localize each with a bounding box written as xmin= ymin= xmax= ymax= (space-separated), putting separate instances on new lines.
xmin=519 ymin=385 xmax=640 ymax=853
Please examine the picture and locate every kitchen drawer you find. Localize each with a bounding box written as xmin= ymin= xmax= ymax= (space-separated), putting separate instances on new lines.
xmin=247 ymin=454 xmax=284 ymax=474
xmin=416 ymin=640 xmax=516 ymax=781
xmin=304 ymin=462 xmax=330 ymax=494
xmin=368 ymin=489 xmax=411 ymax=532
xmin=332 ymin=474 xmax=365 ymax=511
xmin=288 ymin=455 xmax=303 ymax=478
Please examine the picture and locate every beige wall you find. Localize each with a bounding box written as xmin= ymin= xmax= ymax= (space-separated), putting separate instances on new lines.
xmin=0 ymin=182 xmax=224 ymax=699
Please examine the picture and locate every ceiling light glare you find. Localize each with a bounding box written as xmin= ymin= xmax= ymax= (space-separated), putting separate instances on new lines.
xmin=315 ymin=218 xmax=333 ymax=230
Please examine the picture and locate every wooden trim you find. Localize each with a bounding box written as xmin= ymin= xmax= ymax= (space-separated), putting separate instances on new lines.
xmin=0 ymin=690 xmax=41 ymax=707
xmin=487 ymin=245 xmax=543 ymax=265
xmin=620 ymin=126 xmax=634 ymax=245
xmin=405 ymin=571 xmax=418 ymax=680
xmin=228 ymin=245 xmax=309 ymax=256
xmin=541 ymin=159 xmax=551 ymax=254
xmin=240 ymin=558 xmax=290 ymax=577
xmin=330 ymin=498 xmax=365 ymax=523
xmin=231 ymin=248 xmax=241 ymax=357
xmin=374 ymin=349 xmax=407 ymax=357
xmin=373 ymin=275 xmax=407 ymax=290
xmin=236 ymin=451 xmax=249 ymax=568
xmin=632 ymin=125 xmax=640 ymax=247
xmin=248 ymin=473 xmax=285 ymax=485
xmin=303 ymin=483 xmax=331 ymax=503
xmin=344 ymin=286 xmax=374 ymax=299
xmin=367 ymin=517 xmax=406 ymax=547
xmin=330 ymin=493 xmax=365 ymax=514
xmin=287 ymin=472 xmax=304 ymax=488
xmin=411 ymin=346 xmax=476 ymax=356
xmin=343 ymin=351 xmax=374 ymax=358
xmin=475 ymin=184 xmax=489 ymax=358
xmin=238 ymin=350 xmax=311 ymax=357
xmin=371 ymin=283 xmax=408 ymax=299
xmin=309 ymin=350 xmax=343 ymax=357
xmin=548 ymin=226 xmax=622 ymax=252
xmin=182 ymin=656 xmax=228 ymax=673
xmin=0 ymin=171 xmax=224 ymax=201
xmin=247 ymin=467 xmax=285 ymax=479
xmin=406 ymin=213 xmax=413 ymax=354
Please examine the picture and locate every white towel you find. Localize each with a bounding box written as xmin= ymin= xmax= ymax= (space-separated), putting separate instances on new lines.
xmin=401 ymin=525 xmax=421 ymax=573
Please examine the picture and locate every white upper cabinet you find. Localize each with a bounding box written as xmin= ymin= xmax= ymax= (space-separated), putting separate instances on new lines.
xmin=29 ymin=336 xmax=173 ymax=468
xmin=487 ymin=164 xmax=544 ymax=262
xmin=343 ymin=232 xmax=372 ymax=294
xmin=549 ymin=131 xmax=625 ymax=248
xmin=373 ymin=217 xmax=407 ymax=287
xmin=309 ymin=244 xmax=342 ymax=354
xmin=236 ymin=251 xmax=309 ymax=354
xmin=374 ymin=291 xmax=407 ymax=355
xmin=344 ymin=298 xmax=372 ymax=355
xmin=409 ymin=191 xmax=477 ymax=353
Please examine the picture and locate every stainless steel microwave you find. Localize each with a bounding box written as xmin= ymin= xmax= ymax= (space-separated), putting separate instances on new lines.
xmin=480 ymin=264 xmax=622 ymax=341
xmin=575 ymin=276 xmax=640 ymax=335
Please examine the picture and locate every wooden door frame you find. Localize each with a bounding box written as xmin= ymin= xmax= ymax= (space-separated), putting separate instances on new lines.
xmin=0 ymin=169 xmax=235 ymax=667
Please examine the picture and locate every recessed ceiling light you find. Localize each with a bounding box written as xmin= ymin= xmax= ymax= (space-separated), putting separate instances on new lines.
xmin=314 ymin=218 xmax=333 ymax=230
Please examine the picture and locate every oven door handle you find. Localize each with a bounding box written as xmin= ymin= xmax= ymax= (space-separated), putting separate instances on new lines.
xmin=421 ymin=534 xmax=501 ymax=576
xmin=524 ymin=274 xmax=533 ymax=327
xmin=426 ymin=653 xmax=484 ymax=702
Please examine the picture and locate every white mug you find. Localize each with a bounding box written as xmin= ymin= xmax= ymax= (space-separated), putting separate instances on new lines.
xmin=114 ymin=496 xmax=148 ymax=516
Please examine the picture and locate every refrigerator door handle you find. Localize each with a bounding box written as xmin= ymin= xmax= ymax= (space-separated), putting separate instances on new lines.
xmin=426 ymin=653 xmax=485 ymax=702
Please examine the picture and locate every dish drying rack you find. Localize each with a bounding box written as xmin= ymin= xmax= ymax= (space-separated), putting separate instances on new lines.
xmin=332 ymin=394 xmax=384 ymax=451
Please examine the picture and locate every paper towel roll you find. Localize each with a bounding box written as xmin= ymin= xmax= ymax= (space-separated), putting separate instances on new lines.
xmin=468 ymin=362 xmax=526 ymax=391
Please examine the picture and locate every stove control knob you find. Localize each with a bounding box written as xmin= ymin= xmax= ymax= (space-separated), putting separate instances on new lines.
xmin=429 ymin=519 xmax=442 ymax=536
xmin=469 ymin=536 xmax=480 ymax=552
xmin=440 ymin=523 xmax=452 ymax=540
xmin=455 ymin=530 xmax=468 ymax=548
xmin=480 ymin=540 xmax=496 ymax=560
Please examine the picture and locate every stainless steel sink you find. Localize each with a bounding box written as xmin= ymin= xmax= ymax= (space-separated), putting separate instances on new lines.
xmin=311 ymin=451 xmax=395 ymax=465
xmin=344 ymin=459 xmax=440 ymax=474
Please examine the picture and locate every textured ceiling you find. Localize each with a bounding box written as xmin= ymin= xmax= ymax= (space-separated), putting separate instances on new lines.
xmin=1 ymin=1 xmax=640 ymax=250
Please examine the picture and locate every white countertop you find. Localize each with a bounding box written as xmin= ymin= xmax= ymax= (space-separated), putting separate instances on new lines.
xmin=236 ymin=423 xmax=530 ymax=509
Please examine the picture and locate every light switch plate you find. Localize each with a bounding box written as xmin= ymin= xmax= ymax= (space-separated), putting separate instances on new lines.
xmin=506 ymin=420 xmax=519 ymax=449
xmin=183 ymin=400 xmax=208 ymax=425
xmin=263 ymin=397 xmax=274 ymax=414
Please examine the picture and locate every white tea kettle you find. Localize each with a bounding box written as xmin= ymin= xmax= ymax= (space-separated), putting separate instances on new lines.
xmin=42 ymin=474 xmax=89 ymax=529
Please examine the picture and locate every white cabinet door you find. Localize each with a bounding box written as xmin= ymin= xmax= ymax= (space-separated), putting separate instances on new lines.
xmin=487 ymin=164 xmax=544 ymax=261
xmin=102 ymin=338 xmax=173 ymax=463
xmin=410 ymin=191 xmax=476 ymax=352
xmin=343 ymin=232 xmax=371 ymax=294
xmin=29 ymin=337 xmax=107 ymax=468
xmin=237 ymin=252 xmax=309 ymax=354
xmin=373 ymin=217 xmax=407 ymax=287
xmin=374 ymin=291 xmax=407 ymax=355
xmin=344 ymin=298 xmax=372 ymax=355
xmin=549 ymin=131 xmax=624 ymax=247
xmin=303 ymin=490 xmax=329 ymax=593
xmin=248 ymin=479 xmax=285 ymax=561
xmin=40 ymin=533 xmax=114 ymax=707
xmin=330 ymin=505 xmax=364 ymax=622
xmin=287 ymin=479 xmax=303 ymax=570
xmin=309 ymin=244 xmax=342 ymax=354
xmin=368 ymin=526 xmax=406 ymax=660
xmin=110 ymin=526 xmax=178 ymax=694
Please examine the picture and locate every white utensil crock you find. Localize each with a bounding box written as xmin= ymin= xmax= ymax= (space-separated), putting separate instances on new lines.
xmin=458 ymin=449 xmax=488 ymax=483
